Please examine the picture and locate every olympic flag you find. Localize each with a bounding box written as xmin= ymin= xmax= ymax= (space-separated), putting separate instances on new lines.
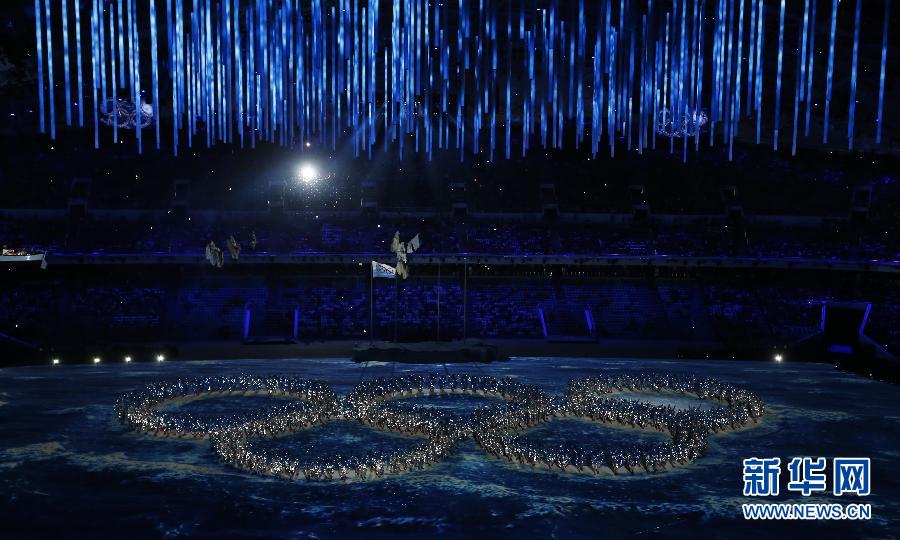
xmin=371 ymin=261 xmax=397 ymax=279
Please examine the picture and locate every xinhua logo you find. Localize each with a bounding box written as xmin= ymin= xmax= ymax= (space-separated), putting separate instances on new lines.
xmin=742 ymin=457 xmax=872 ymax=521
xmin=743 ymin=456 xmax=871 ymax=497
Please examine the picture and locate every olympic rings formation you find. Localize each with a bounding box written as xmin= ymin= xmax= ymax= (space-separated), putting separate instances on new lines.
xmin=115 ymin=372 xmax=766 ymax=481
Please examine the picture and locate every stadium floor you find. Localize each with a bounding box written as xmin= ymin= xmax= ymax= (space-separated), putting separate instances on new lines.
xmin=1 ymin=357 xmax=898 ymax=539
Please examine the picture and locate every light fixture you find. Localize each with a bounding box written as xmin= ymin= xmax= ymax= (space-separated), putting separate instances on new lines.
xmin=774 ymin=354 xmax=783 ymax=362
xmin=156 ymin=354 xmax=165 ymax=362
xmin=299 ymin=163 xmax=318 ymax=184
xmin=52 ymin=358 xmax=59 ymax=365
xmin=93 ymin=357 xmax=101 ymax=364
xmin=124 ymin=356 xmax=132 ymax=363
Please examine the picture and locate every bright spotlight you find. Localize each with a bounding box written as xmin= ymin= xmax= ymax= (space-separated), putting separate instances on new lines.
xmin=156 ymin=354 xmax=165 ymax=362
xmin=93 ymin=357 xmax=101 ymax=364
xmin=774 ymin=354 xmax=783 ymax=362
xmin=299 ymin=163 xmax=318 ymax=184
xmin=124 ymin=356 xmax=132 ymax=363
xmin=51 ymin=358 xmax=59 ymax=365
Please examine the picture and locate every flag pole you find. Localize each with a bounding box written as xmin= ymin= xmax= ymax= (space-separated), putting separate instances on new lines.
xmin=394 ymin=274 xmax=399 ymax=342
xmin=463 ymin=259 xmax=468 ymax=340
xmin=437 ymin=261 xmax=441 ymax=341
xmin=370 ymin=262 xmax=374 ymax=342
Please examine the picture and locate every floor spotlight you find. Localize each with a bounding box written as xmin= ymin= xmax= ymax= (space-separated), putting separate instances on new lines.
xmin=156 ymin=354 xmax=165 ymax=362
xmin=51 ymin=358 xmax=59 ymax=365
xmin=774 ymin=354 xmax=783 ymax=362
xmin=124 ymin=356 xmax=132 ymax=363
xmin=93 ymin=357 xmax=101 ymax=364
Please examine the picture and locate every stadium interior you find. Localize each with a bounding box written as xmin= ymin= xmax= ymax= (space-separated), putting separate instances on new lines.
xmin=2 ymin=0 xmax=900 ymax=537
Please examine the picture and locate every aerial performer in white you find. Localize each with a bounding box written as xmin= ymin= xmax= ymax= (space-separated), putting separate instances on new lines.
xmin=390 ymin=231 xmax=421 ymax=279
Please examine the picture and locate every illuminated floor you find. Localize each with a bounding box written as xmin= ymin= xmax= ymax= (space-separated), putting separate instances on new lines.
xmin=1 ymin=357 xmax=897 ymax=538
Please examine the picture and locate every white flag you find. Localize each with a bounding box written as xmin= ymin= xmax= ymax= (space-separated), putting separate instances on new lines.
xmin=371 ymin=261 xmax=397 ymax=279
xmin=408 ymin=233 xmax=421 ymax=253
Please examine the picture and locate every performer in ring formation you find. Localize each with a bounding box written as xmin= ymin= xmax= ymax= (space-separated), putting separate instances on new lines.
xmin=116 ymin=372 xmax=765 ymax=482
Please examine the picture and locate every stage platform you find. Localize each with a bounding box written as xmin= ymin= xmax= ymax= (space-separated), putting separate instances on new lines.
xmin=352 ymin=340 xmax=508 ymax=364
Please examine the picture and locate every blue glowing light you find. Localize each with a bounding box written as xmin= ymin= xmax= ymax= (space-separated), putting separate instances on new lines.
xmin=848 ymin=0 xmax=861 ymax=150
xmin=823 ymin=0 xmax=838 ymax=145
xmin=876 ymin=1 xmax=890 ymax=145
xmin=34 ymin=0 xmax=45 ymax=134
xmin=32 ymin=0 xmax=890 ymax=160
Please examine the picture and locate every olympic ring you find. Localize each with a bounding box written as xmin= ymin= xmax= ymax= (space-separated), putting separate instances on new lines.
xmin=114 ymin=375 xmax=339 ymax=439
xmin=115 ymin=372 xmax=766 ymax=481
xmin=474 ymin=373 xmax=765 ymax=475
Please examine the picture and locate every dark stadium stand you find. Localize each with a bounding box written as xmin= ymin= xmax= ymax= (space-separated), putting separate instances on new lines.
xmin=2 ymin=267 xmax=897 ymax=359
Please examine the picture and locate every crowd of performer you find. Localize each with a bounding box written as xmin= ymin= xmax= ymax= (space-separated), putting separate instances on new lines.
xmin=116 ymin=372 xmax=765 ymax=481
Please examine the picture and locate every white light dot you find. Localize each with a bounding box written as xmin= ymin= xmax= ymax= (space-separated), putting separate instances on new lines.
xmin=299 ymin=164 xmax=318 ymax=184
